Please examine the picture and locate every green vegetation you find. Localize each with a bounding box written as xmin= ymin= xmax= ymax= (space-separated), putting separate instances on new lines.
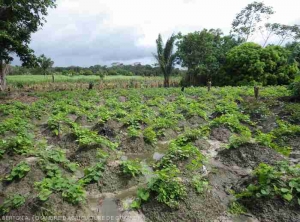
xmin=0 ymin=194 xmax=26 ymax=216
xmin=121 ymin=160 xmax=142 ymax=177
xmin=1 ymin=0 xmax=300 ymax=220
xmin=5 ymin=161 xmax=31 ymax=182
xmin=192 ymin=176 xmax=209 ymax=194
xmin=237 ymin=162 xmax=300 ymax=205
xmin=154 ymin=34 xmax=177 ymax=87
xmin=228 ymin=202 xmax=247 ymax=215
xmin=35 ymin=175 xmax=85 ymax=204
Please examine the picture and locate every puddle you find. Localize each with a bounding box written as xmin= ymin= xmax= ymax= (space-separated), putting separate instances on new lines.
xmin=73 ymin=169 xmax=84 ymax=180
xmin=121 ymin=140 xmax=170 ymax=163
xmin=100 ymin=198 xmax=120 ymax=222
xmin=87 ymin=193 xmax=121 ymax=222
xmin=141 ymin=161 xmax=155 ymax=182
xmin=153 ymin=152 xmax=164 ymax=161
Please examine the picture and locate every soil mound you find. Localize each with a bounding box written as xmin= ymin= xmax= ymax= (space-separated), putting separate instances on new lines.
xmin=218 ymin=143 xmax=284 ymax=168
xmin=240 ymin=197 xmax=300 ymax=222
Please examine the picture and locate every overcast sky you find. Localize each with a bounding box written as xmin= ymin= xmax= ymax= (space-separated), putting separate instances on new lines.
xmin=14 ymin=0 xmax=300 ymax=67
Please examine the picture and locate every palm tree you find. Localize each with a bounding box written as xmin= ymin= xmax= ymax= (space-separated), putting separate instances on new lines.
xmin=154 ymin=34 xmax=176 ymax=87
xmin=38 ymin=54 xmax=54 ymax=81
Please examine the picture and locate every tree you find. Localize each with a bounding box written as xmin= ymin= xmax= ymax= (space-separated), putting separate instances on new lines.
xmin=0 ymin=0 xmax=56 ymax=91
xmin=259 ymin=23 xmax=281 ymax=47
xmin=286 ymin=42 xmax=300 ymax=69
xmin=231 ymin=1 xmax=274 ymax=41
xmin=38 ymin=54 xmax=54 ymax=82
xmin=221 ymin=42 xmax=298 ymax=86
xmin=275 ymin=25 xmax=300 ymax=46
xmin=153 ymin=34 xmax=176 ymax=87
xmin=176 ymin=29 xmax=242 ymax=86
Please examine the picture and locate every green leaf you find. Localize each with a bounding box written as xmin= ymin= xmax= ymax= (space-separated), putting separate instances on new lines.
xmin=280 ymin=188 xmax=290 ymax=193
xmin=38 ymin=189 xmax=52 ymax=201
xmin=283 ymin=193 xmax=293 ymax=201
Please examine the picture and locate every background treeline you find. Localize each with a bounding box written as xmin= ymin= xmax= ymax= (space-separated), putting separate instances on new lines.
xmin=9 ymin=64 xmax=186 ymax=77
xmin=176 ymin=30 xmax=300 ymax=87
xmin=175 ymin=1 xmax=300 ymax=87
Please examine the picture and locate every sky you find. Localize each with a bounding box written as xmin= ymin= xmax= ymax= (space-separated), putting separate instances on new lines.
xmin=14 ymin=0 xmax=300 ymax=67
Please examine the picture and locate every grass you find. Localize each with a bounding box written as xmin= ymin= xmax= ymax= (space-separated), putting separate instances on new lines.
xmin=6 ymin=75 xmax=179 ymax=86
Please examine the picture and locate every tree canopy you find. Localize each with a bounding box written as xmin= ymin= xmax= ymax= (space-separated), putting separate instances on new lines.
xmin=219 ymin=43 xmax=299 ymax=86
xmin=0 ymin=0 xmax=56 ymax=65
xmin=176 ymin=29 xmax=242 ymax=86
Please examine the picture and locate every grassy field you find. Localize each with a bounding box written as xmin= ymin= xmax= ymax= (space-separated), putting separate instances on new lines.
xmin=7 ymin=75 xmax=179 ymax=85
xmin=1 ymin=85 xmax=300 ymax=221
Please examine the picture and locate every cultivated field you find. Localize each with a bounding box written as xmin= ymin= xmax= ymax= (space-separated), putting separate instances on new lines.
xmin=1 ymin=86 xmax=300 ymax=221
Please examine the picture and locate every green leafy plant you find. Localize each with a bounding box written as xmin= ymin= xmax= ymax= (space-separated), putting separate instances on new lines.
xmin=143 ymin=127 xmax=157 ymax=144
xmin=192 ymin=176 xmax=209 ymax=194
xmin=5 ymin=161 xmax=31 ymax=182
xmin=121 ymin=160 xmax=142 ymax=177
xmin=35 ymin=175 xmax=85 ymax=204
xmin=130 ymin=188 xmax=150 ymax=209
xmin=149 ymin=166 xmax=186 ymax=208
xmin=1 ymin=133 xmax=34 ymax=155
xmin=227 ymin=131 xmax=252 ymax=149
xmin=72 ymin=124 xmax=118 ymax=149
xmin=79 ymin=163 xmax=105 ymax=185
xmin=0 ymin=194 xmax=26 ymax=216
xmin=228 ymin=201 xmax=246 ymax=215
xmin=236 ymin=162 xmax=300 ymax=205
xmin=158 ymin=141 xmax=205 ymax=170
xmin=127 ymin=125 xmax=141 ymax=138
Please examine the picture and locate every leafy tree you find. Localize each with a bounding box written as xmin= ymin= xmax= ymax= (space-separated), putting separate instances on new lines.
xmin=0 ymin=0 xmax=56 ymax=91
xmin=154 ymin=34 xmax=176 ymax=87
xmin=221 ymin=42 xmax=298 ymax=86
xmin=286 ymin=42 xmax=300 ymax=69
xmin=261 ymin=45 xmax=298 ymax=85
xmin=231 ymin=1 xmax=274 ymax=41
xmin=176 ymin=29 xmax=242 ymax=86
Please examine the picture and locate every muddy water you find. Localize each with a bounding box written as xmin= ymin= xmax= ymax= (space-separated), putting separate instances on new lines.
xmin=84 ymin=141 xmax=170 ymax=221
xmin=121 ymin=140 xmax=169 ymax=163
xmin=87 ymin=194 xmax=120 ymax=222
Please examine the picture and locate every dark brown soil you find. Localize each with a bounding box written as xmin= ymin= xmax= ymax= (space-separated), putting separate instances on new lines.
xmin=240 ymin=197 xmax=300 ymax=222
xmin=218 ymin=143 xmax=285 ymax=169
xmin=99 ymin=164 xmax=142 ymax=193
xmin=210 ymin=127 xmax=231 ymax=142
xmin=142 ymin=186 xmax=225 ymax=222
xmin=0 ymin=92 xmax=39 ymax=104
xmin=120 ymin=136 xmax=153 ymax=154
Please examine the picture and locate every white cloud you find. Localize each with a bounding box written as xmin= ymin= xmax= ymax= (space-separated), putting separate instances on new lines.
xmin=16 ymin=0 xmax=300 ymax=66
